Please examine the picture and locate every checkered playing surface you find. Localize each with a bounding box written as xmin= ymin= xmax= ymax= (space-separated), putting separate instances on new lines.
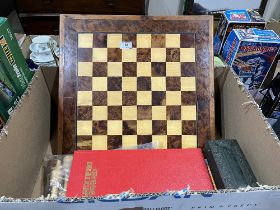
xmin=76 ymin=33 xmax=197 ymax=150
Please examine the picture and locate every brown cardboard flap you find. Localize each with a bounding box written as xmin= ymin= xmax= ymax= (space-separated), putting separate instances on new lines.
xmin=219 ymin=68 xmax=280 ymax=185
xmin=0 ymin=71 xmax=50 ymax=198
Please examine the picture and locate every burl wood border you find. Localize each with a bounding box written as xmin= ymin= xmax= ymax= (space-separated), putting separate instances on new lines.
xmin=59 ymin=15 xmax=215 ymax=154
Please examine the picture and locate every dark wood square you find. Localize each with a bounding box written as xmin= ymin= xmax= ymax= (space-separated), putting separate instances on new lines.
xmin=181 ymin=91 xmax=197 ymax=105
xmin=122 ymin=91 xmax=137 ymax=106
xmin=78 ymin=48 xmax=92 ymax=62
xmin=123 ymin=120 xmax=137 ymax=135
xmin=167 ymin=135 xmax=182 ymax=149
xmin=122 ymin=34 xmax=136 ymax=48
xmin=166 ymin=77 xmax=181 ymax=91
xmin=108 ymin=135 xmax=122 ymax=150
xmin=151 ymin=34 xmax=165 ymax=48
xmin=180 ymin=34 xmax=195 ymax=48
xmin=152 ymin=121 xmax=167 ymax=135
xmin=137 ymin=48 xmax=151 ymax=62
xmin=92 ymin=121 xmax=107 ymax=135
xmin=152 ymin=91 xmax=166 ymax=106
xmin=77 ymin=77 xmax=92 ymax=91
xmin=123 ymin=62 xmax=137 ymax=77
xmin=137 ymin=77 xmax=151 ymax=91
xmin=108 ymin=106 xmax=122 ymax=120
xmin=108 ymin=77 xmax=122 ymax=91
xmin=77 ymin=106 xmax=92 ymax=120
xmin=151 ymin=62 xmax=166 ymax=77
xmin=166 ymin=48 xmax=180 ymax=62
xmin=167 ymin=106 xmax=181 ymax=120
xmin=108 ymin=48 xmax=122 ymax=62
xmin=182 ymin=120 xmax=196 ymax=135
xmin=137 ymin=135 xmax=152 ymax=144
xmin=92 ymin=62 xmax=107 ymax=77
xmin=137 ymin=106 xmax=152 ymax=120
xmin=92 ymin=91 xmax=107 ymax=106
xmin=93 ymin=33 xmax=107 ymax=48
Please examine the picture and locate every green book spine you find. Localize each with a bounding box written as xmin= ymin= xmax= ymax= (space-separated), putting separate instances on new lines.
xmin=0 ymin=17 xmax=34 ymax=95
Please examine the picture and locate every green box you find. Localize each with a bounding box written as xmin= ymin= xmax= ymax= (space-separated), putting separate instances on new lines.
xmin=0 ymin=60 xmax=21 ymax=122
xmin=0 ymin=17 xmax=34 ymax=95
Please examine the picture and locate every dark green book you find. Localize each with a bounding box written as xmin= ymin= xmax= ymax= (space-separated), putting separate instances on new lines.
xmin=0 ymin=17 xmax=34 ymax=95
xmin=0 ymin=60 xmax=20 ymax=122
xmin=204 ymin=139 xmax=258 ymax=189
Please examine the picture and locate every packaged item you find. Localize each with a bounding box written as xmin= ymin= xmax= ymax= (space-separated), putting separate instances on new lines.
xmin=0 ymin=60 xmax=20 ymax=122
xmin=204 ymin=139 xmax=258 ymax=189
xmin=222 ymin=28 xmax=280 ymax=90
xmin=44 ymin=155 xmax=73 ymax=198
xmin=214 ymin=9 xmax=265 ymax=56
xmin=66 ymin=149 xmax=214 ymax=197
xmin=0 ymin=17 xmax=34 ymax=95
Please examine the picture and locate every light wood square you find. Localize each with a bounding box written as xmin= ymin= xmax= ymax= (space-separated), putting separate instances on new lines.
xmin=152 ymin=106 xmax=166 ymax=120
xmin=151 ymin=77 xmax=166 ymax=91
xmin=123 ymin=106 xmax=137 ymax=120
xmin=122 ymin=77 xmax=137 ymax=91
xmin=166 ymin=91 xmax=181 ymax=105
xmin=107 ymin=34 xmax=122 ymax=48
xmin=181 ymin=105 xmax=197 ymax=120
xmin=182 ymin=135 xmax=197 ymax=148
xmin=107 ymin=120 xmax=122 ymax=135
xmin=151 ymin=48 xmax=166 ymax=62
xmin=108 ymin=62 xmax=122 ymax=76
xmin=167 ymin=121 xmax=182 ymax=135
xmin=78 ymin=33 xmax=93 ymax=48
xmin=152 ymin=135 xmax=167 ymax=149
xmin=122 ymin=135 xmax=138 ymax=148
xmin=180 ymin=48 xmax=196 ymax=62
xmin=181 ymin=77 xmax=196 ymax=91
xmin=77 ymin=91 xmax=92 ymax=106
xmin=166 ymin=34 xmax=180 ymax=48
xmin=92 ymin=48 xmax=107 ymax=62
xmin=137 ymin=62 xmax=151 ymax=76
xmin=137 ymin=91 xmax=152 ymax=105
xmin=137 ymin=120 xmax=152 ymax=135
xmin=107 ymin=91 xmax=122 ymax=106
xmin=77 ymin=120 xmax=92 ymax=135
xmin=92 ymin=77 xmax=107 ymax=91
xmin=166 ymin=62 xmax=181 ymax=76
xmin=92 ymin=135 xmax=107 ymax=150
xmin=78 ymin=62 xmax=93 ymax=77
xmin=137 ymin=34 xmax=151 ymax=48
xmin=122 ymin=48 xmax=137 ymax=62
xmin=92 ymin=106 xmax=107 ymax=120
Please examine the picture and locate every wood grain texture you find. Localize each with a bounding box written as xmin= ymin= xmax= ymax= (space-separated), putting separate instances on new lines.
xmin=59 ymin=15 xmax=215 ymax=154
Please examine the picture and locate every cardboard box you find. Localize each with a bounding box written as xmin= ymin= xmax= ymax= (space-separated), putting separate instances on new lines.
xmin=1 ymin=37 xmax=280 ymax=208
xmin=0 ymin=65 xmax=280 ymax=209
xmin=222 ymin=28 xmax=280 ymax=90
xmin=214 ymin=9 xmax=265 ymax=56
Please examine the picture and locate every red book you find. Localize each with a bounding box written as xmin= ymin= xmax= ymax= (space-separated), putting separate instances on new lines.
xmin=66 ymin=149 xmax=213 ymax=197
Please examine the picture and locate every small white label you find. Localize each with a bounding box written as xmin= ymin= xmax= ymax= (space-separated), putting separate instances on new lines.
xmin=120 ymin=41 xmax=132 ymax=49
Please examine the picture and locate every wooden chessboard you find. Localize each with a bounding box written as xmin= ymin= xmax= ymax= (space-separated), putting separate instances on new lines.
xmin=59 ymin=15 xmax=215 ymax=153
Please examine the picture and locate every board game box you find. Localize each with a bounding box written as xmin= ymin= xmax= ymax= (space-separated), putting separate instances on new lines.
xmin=66 ymin=149 xmax=214 ymax=197
xmin=222 ymin=28 xmax=280 ymax=90
xmin=0 ymin=17 xmax=34 ymax=95
xmin=214 ymin=9 xmax=265 ymax=56
xmin=0 ymin=60 xmax=20 ymax=122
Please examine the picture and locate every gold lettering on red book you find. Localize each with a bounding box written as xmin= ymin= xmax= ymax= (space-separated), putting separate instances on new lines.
xmin=82 ymin=161 xmax=97 ymax=197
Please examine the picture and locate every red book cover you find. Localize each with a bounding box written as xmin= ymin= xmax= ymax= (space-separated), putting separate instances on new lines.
xmin=66 ymin=149 xmax=213 ymax=197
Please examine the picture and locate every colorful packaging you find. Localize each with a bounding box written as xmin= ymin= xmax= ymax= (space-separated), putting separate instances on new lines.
xmin=0 ymin=60 xmax=20 ymax=122
xmin=0 ymin=17 xmax=34 ymax=95
xmin=222 ymin=28 xmax=280 ymax=90
xmin=214 ymin=10 xmax=265 ymax=56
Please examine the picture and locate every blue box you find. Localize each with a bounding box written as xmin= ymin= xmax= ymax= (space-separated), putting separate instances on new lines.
xmin=222 ymin=28 xmax=280 ymax=90
xmin=214 ymin=9 xmax=265 ymax=55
